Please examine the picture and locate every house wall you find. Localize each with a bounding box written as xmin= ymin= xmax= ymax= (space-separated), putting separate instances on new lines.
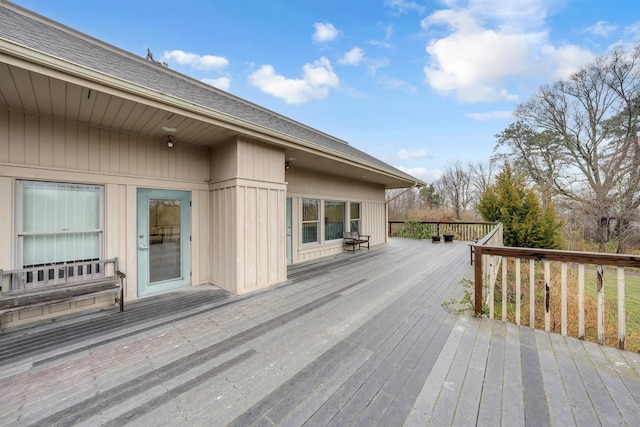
xmin=210 ymin=137 xmax=287 ymax=294
xmin=0 ymin=108 xmax=211 ymax=328
xmin=285 ymin=166 xmax=387 ymax=263
xmin=0 ymin=109 xmax=393 ymax=327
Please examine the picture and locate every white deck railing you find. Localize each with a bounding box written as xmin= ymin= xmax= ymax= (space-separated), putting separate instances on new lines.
xmin=473 ymin=231 xmax=639 ymax=350
xmin=388 ymin=221 xmax=498 ymax=241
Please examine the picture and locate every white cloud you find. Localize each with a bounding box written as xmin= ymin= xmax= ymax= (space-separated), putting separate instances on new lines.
xmin=369 ymin=39 xmax=393 ymax=49
xmin=366 ymin=58 xmax=390 ymax=76
xmin=385 ymin=0 xmax=425 ymax=14
xmin=460 ymin=0 xmax=554 ymax=32
xmin=625 ymin=22 xmax=640 ymax=38
xmin=248 ymin=57 xmax=340 ymax=104
xmin=162 ymin=50 xmax=228 ymax=71
xmin=467 ymin=110 xmax=513 ymax=121
xmin=541 ymin=44 xmax=595 ymax=80
xmin=339 ymin=47 xmax=365 ymax=66
xmin=202 ymin=77 xmax=231 ymax=91
xmin=398 ymin=149 xmax=428 ymax=160
xmin=397 ymin=166 xmax=443 ymax=183
xmin=585 ymin=21 xmax=618 ymax=37
xmin=385 ymin=25 xmax=394 ymax=40
xmin=421 ymin=2 xmax=594 ymax=103
xmin=313 ymin=23 xmax=339 ymax=43
xmin=379 ymin=76 xmax=417 ymax=92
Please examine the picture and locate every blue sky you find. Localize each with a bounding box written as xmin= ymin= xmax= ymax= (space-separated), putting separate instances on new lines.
xmin=11 ymin=0 xmax=640 ymax=183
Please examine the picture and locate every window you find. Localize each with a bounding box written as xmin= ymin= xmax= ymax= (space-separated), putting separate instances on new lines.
xmin=302 ymin=199 xmax=319 ymax=244
xmin=324 ymin=201 xmax=345 ymax=241
xmin=350 ymin=203 xmax=361 ymax=233
xmin=18 ymin=181 xmax=103 ymax=267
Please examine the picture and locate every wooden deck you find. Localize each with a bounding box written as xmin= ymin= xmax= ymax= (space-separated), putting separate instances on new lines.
xmin=0 ymin=238 xmax=638 ymax=426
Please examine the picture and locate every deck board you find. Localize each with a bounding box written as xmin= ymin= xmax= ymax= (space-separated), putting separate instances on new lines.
xmin=0 ymin=238 xmax=638 ymax=426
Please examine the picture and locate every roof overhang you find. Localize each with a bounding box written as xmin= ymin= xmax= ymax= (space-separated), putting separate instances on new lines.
xmin=0 ymin=38 xmax=422 ymax=189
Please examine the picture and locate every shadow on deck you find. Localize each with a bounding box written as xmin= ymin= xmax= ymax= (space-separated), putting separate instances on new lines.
xmin=0 ymin=238 xmax=638 ymax=426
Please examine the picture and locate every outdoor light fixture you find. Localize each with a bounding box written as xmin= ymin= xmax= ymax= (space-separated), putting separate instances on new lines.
xmin=285 ymin=161 xmax=290 ymax=170
xmin=166 ymin=136 xmax=175 ymax=149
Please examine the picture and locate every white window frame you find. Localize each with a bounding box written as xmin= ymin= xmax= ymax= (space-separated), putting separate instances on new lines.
xmin=324 ymin=200 xmax=346 ymax=242
xmin=16 ymin=180 xmax=105 ymax=268
xmin=301 ymin=198 xmax=320 ymax=245
xmin=349 ymin=202 xmax=361 ymax=233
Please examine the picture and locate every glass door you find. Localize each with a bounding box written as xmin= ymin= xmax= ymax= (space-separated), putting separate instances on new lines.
xmin=137 ymin=189 xmax=191 ymax=297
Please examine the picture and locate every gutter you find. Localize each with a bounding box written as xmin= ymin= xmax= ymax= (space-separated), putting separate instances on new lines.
xmin=385 ymin=182 xmax=422 ymax=205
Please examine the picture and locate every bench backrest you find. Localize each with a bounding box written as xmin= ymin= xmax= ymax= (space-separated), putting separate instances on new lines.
xmin=1 ymin=258 xmax=118 ymax=297
xmin=343 ymin=231 xmax=360 ymax=239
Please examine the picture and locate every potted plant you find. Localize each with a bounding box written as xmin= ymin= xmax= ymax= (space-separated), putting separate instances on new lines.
xmin=443 ymin=230 xmax=454 ymax=242
xmin=431 ymin=234 xmax=441 ymax=243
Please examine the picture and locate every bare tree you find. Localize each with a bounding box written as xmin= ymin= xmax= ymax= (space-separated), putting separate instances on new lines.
xmin=496 ymin=45 xmax=640 ymax=252
xmin=436 ymin=159 xmax=471 ymax=219
xmin=469 ymin=161 xmax=495 ymax=207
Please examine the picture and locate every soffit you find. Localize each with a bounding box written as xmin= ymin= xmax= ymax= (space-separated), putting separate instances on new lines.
xmin=0 ymin=61 xmax=238 ymax=146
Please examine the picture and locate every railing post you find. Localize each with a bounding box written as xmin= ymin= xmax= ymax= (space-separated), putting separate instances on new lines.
xmin=597 ymin=265 xmax=604 ymax=345
xmin=474 ymin=245 xmax=483 ymax=316
xmin=617 ymin=267 xmax=625 ymax=350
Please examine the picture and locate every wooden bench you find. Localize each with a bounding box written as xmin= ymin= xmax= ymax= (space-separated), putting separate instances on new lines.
xmin=0 ymin=258 xmax=125 ymax=330
xmin=343 ymin=231 xmax=370 ymax=253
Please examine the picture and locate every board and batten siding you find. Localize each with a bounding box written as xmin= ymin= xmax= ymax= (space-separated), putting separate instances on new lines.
xmin=0 ymin=110 xmax=210 ymax=181
xmin=210 ymin=137 xmax=287 ymax=294
xmin=0 ymin=108 xmax=213 ymax=328
xmin=285 ymin=166 xmax=387 ymax=263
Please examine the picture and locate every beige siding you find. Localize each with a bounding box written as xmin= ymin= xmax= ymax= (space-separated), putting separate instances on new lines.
xmin=210 ymin=139 xmax=238 ymax=182
xmin=105 ymin=183 xmax=121 ymax=260
xmin=0 ymin=109 xmax=211 ymax=309
xmin=0 ymin=177 xmax=12 ymax=268
xmin=362 ymin=201 xmax=387 ymax=246
xmin=286 ymin=167 xmax=387 ymax=264
xmin=117 ymin=184 xmax=128 ymax=299
xmin=124 ymin=185 xmax=137 ymax=302
xmin=0 ymin=108 xmax=8 ymax=163
xmin=0 ymin=104 xmax=395 ymax=328
xmin=237 ymin=138 xmax=285 ymax=183
xmin=1 ymin=110 xmax=210 ymax=181
xmin=191 ymin=189 xmax=211 ymax=288
xmin=211 ymin=186 xmax=237 ymax=291
xmin=209 ymin=137 xmax=287 ymax=294
xmin=286 ymin=167 xmax=384 ymax=202
xmin=236 ymin=185 xmax=286 ymax=293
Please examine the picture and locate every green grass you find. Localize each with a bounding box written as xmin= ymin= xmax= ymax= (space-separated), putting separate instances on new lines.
xmin=584 ymin=271 xmax=640 ymax=341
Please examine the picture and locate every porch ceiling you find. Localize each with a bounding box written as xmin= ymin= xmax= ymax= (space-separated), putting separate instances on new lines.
xmin=0 ymin=62 xmax=238 ymax=146
xmin=0 ymin=62 xmax=416 ymax=188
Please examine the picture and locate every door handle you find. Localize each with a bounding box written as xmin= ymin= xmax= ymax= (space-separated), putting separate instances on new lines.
xmin=138 ymin=244 xmax=149 ymax=250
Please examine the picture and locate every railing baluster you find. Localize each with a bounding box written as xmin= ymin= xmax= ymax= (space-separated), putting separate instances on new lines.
xmin=474 ymin=246 xmax=483 ymax=315
xmin=515 ymin=258 xmax=521 ymax=325
xmin=561 ymin=262 xmax=567 ymax=336
xmin=544 ymin=260 xmax=550 ymax=332
xmin=469 ymin=225 xmax=636 ymax=350
xmin=597 ymin=265 xmax=604 ymax=345
xmin=489 ymin=255 xmax=495 ymax=319
xmin=502 ymin=258 xmax=507 ymax=321
xmin=617 ymin=267 xmax=625 ymax=350
xmin=529 ymin=259 xmax=535 ymax=328
xmin=578 ymin=264 xmax=585 ymax=340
